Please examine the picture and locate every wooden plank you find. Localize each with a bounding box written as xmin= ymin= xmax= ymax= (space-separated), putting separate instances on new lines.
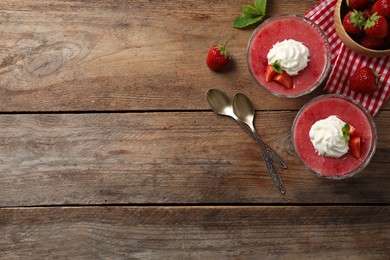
xmin=0 ymin=206 xmax=389 ymax=259
xmin=0 ymin=111 xmax=389 ymax=206
xmin=0 ymin=0 xmax=327 ymax=112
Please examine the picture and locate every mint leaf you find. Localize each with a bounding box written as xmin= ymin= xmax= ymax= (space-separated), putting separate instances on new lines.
xmin=233 ymin=0 xmax=267 ymax=29
xmin=271 ymin=60 xmax=282 ymax=74
xmin=255 ymin=0 xmax=267 ymax=14
xmin=342 ymin=124 xmax=351 ymax=142
xmin=233 ymin=13 xmax=264 ymax=29
xmin=242 ymin=5 xmax=261 ymax=16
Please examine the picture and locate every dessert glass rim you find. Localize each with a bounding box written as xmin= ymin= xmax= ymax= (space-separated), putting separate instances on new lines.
xmin=291 ymin=94 xmax=377 ymax=179
xmin=246 ymin=14 xmax=332 ymax=98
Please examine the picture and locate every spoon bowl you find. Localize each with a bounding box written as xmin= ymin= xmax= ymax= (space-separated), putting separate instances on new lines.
xmin=232 ymin=93 xmax=256 ymax=132
xmin=207 ymin=89 xmax=236 ymax=118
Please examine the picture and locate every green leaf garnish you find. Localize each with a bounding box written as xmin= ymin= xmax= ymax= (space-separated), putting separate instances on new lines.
xmin=233 ymin=14 xmax=264 ymax=29
xmin=233 ymin=0 xmax=267 ymax=29
xmin=255 ymin=0 xmax=267 ymax=12
xmin=271 ymin=60 xmax=282 ymax=74
xmin=242 ymin=5 xmax=261 ymax=16
xmin=342 ymin=124 xmax=351 ymax=142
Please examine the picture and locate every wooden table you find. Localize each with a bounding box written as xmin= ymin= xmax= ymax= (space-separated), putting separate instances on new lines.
xmin=1 ymin=0 xmax=389 ymax=258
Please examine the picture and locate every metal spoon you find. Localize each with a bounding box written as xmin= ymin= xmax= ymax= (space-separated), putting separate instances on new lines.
xmin=232 ymin=93 xmax=287 ymax=169
xmin=206 ymin=89 xmax=287 ymax=168
xmin=206 ymin=89 xmax=237 ymax=120
xmin=207 ymin=89 xmax=285 ymax=194
xmin=207 ymin=89 xmax=268 ymax=140
xmin=206 ymin=89 xmax=254 ymax=136
xmin=233 ymin=92 xmax=286 ymax=194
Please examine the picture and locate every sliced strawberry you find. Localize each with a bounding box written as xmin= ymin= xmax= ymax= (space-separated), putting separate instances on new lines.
xmin=342 ymin=123 xmax=358 ymax=141
xmin=265 ymin=60 xmax=282 ymax=82
xmin=265 ymin=65 xmax=277 ymax=82
xmin=348 ymin=124 xmax=358 ymax=137
xmin=349 ymin=136 xmax=361 ymax=159
xmin=273 ymin=71 xmax=293 ymax=89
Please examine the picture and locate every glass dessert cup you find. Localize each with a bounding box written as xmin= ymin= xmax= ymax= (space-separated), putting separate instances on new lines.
xmin=291 ymin=94 xmax=377 ymax=179
xmin=246 ymin=14 xmax=332 ymax=98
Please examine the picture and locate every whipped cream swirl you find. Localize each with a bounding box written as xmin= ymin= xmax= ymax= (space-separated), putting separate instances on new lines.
xmin=267 ymin=39 xmax=310 ymax=76
xmin=309 ymin=115 xmax=349 ymax=158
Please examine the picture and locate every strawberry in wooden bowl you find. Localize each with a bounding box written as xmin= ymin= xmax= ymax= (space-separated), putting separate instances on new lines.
xmin=334 ymin=0 xmax=390 ymax=57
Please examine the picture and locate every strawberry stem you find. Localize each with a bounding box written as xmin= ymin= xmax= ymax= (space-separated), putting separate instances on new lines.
xmin=372 ymin=69 xmax=381 ymax=85
xmin=223 ymin=41 xmax=229 ymax=49
xmin=217 ymin=41 xmax=231 ymax=58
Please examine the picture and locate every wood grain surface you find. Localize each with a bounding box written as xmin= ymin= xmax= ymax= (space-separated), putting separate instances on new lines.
xmin=0 ymin=0 xmax=389 ymax=258
xmin=0 ymin=0 xmax=324 ymax=112
xmin=1 ymin=206 xmax=389 ymax=259
xmin=0 ymin=111 xmax=389 ymax=206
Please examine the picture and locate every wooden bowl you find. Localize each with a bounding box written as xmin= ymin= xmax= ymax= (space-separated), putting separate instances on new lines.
xmin=334 ymin=0 xmax=390 ymax=57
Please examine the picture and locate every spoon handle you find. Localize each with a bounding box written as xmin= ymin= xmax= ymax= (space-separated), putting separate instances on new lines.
xmin=260 ymin=145 xmax=286 ymax=194
xmin=251 ymin=131 xmax=287 ymax=194
xmin=254 ymin=134 xmax=288 ymax=169
xmin=238 ymin=121 xmax=287 ymax=169
xmin=237 ymin=122 xmax=286 ymax=193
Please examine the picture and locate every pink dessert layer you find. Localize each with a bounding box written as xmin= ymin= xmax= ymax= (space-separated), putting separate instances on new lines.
xmin=293 ymin=96 xmax=374 ymax=177
xmin=248 ymin=15 xmax=330 ymax=97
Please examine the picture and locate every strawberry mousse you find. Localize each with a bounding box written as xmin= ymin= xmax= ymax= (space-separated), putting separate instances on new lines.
xmin=292 ymin=95 xmax=377 ymax=178
xmin=247 ymin=15 xmax=331 ymax=97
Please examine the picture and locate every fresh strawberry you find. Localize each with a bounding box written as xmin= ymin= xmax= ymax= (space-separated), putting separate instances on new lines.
xmin=362 ymin=6 xmax=373 ymax=18
xmin=360 ymin=34 xmax=385 ymax=49
xmin=372 ymin=0 xmax=390 ymax=18
xmin=364 ymin=13 xmax=389 ymax=38
xmin=349 ymin=66 xmax=379 ymax=94
xmin=342 ymin=123 xmax=358 ymax=141
xmin=264 ymin=60 xmax=293 ymax=88
xmin=349 ymin=136 xmax=361 ymax=159
xmin=265 ymin=60 xmax=282 ymax=82
xmin=265 ymin=65 xmax=276 ymax=82
xmin=206 ymin=42 xmax=231 ymax=71
xmin=348 ymin=124 xmax=358 ymax=137
xmin=347 ymin=0 xmax=371 ymax=10
xmin=343 ymin=10 xmax=366 ymax=35
xmin=273 ymin=71 xmax=293 ymax=89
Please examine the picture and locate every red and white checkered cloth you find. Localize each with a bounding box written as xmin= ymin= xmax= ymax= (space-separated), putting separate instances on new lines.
xmin=305 ymin=0 xmax=390 ymax=116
